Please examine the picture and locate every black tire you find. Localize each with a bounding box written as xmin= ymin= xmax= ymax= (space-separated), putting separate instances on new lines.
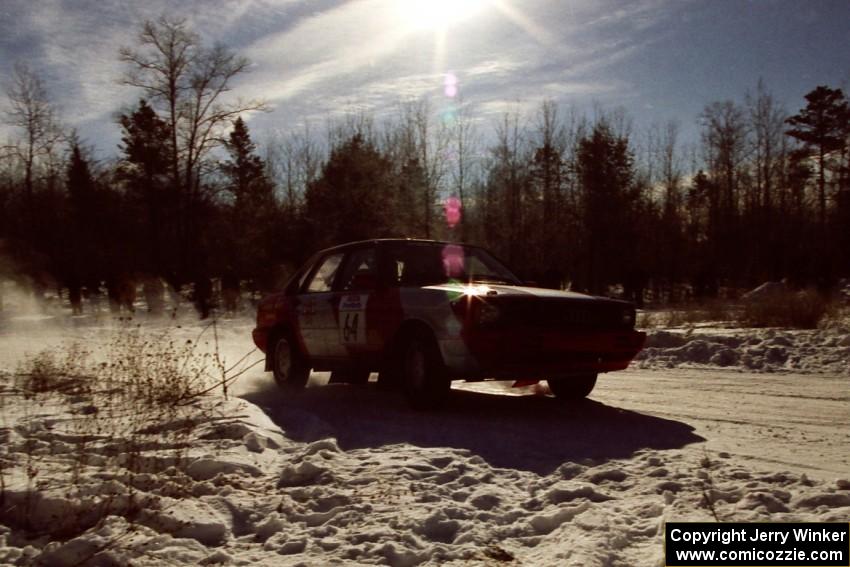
xmin=328 ymin=370 xmax=371 ymax=384
xmin=271 ymin=333 xmax=309 ymax=390
xmin=376 ymin=348 xmax=402 ymax=390
xmin=547 ymin=374 xmax=597 ymax=400
xmin=400 ymin=332 xmax=450 ymax=409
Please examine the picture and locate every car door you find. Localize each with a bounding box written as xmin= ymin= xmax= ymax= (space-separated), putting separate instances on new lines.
xmin=332 ymin=246 xmax=381 ymax=359
xmin=297 ymin=251 xmax=344 ymax=360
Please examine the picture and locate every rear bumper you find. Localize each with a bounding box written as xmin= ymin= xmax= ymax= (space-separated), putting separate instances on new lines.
xmin=440 ymin=329 xmax=646 ymax=379
xmin=252 ymin=327 xmax=268 ymax=353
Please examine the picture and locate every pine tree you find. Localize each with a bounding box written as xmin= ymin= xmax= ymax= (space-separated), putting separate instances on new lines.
xmin=785 ymin=86 xmax=850 ymax=227
xmin=222 ymin=117 xmax=274 ymax=212
xmin=119 ymin=99 xmax=172 ymax=182
xmin=219 ymin=116 xmax=277 ymax=286
xmin=67 ymin=141 xmax=94 ymax=220
xmin=575 ymin=122 xmax=638 ymax=294
xmin=118 ymin=99 xmax=173 ymax=276
xmin=305 ymin=134 xmax=395 ymax=248
xmin=64 ymin=138 xmax=99 ymax=313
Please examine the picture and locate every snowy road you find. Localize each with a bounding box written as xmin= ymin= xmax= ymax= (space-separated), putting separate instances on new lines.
xmin=236 ymin=366 xmax=850 ymax=481
xmin=2 ymin=316 xmax=847 ymax=480
xmin=2 ymin=316 xmax=848 ymax=565
xmin=593 ymin=369 xmax=850 ymax=478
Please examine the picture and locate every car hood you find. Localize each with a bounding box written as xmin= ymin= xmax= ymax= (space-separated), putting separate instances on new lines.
xmin=422 ymin=283 xmax=625 ymax=303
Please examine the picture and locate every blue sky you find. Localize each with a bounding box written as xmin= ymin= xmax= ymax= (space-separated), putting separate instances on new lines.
xmin=1 ymin=0 xmax=849 ymax=158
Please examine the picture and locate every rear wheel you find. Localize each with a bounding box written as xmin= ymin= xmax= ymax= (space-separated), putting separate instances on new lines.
xmin=271 ymin=333 xmax=309 ymax=390
xmin=400 ymin=333 xmax=450 ymax=409
xmin=547 ymin=373 xmax=597 ymax=400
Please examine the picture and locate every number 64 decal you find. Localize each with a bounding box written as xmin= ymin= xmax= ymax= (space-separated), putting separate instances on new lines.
xmin=339 ymin=294 xmax=368 ymax=345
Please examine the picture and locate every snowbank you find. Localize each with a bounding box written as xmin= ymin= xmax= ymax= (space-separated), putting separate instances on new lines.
xmin=636 ymin=328 xmax=850 ymax=375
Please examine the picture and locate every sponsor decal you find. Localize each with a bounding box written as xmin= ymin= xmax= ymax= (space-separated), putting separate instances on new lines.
xmin=339 ymin=294 xmax=368 ymax=345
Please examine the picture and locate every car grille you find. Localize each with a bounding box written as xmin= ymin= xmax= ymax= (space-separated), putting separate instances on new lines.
xmin=495 ymin=298 xmax=630 ymax=331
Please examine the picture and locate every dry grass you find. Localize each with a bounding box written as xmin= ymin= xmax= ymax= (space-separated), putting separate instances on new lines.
xmin=637 ymin=290 xmax=843 ymax=330
xmin=0 ymin=320 xmax=259 ymax=552
xmin=637 ymin=300 xmax=737 ymax=329
xmin=738 ymin=288 xmax=833 ymax=329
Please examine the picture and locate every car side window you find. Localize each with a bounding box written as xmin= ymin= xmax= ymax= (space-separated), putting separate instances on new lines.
xmin=393 ymin=246 xmax=445 ymax=286
xmin=305 ymin=253 xmax=344 ymax=293
xmin=338 ymin=247 xmax=377 ymax=291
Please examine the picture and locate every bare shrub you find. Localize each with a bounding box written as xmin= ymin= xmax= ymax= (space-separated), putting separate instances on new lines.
xmin=0 ymin=320 xmax=260 ymax=554
xmin=636 ymin=311 xmax=658 ymax=329
xmin=818 ymin=303 xmax=850 ymax=332
xmin=638 ymin=300 xmax=737 ymax=328
xmin=15 ymin=342 xmax=93 ymax=396
xmin=739 ymin=288 xmax=830 ymax=329
xmin=699 ymin=452 xmax=723 ymax=522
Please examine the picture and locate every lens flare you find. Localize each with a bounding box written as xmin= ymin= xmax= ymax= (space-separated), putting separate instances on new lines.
xmin=442 ymin=244 xmax=465 ymax=277
xmin=444 ymin=196 xmax=462 ymax=229
xmin=444 ymin=72 xmax=459 ymax=97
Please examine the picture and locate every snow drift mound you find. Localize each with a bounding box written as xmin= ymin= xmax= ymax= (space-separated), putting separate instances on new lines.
xmin=636 ymin=328 xmax=850 ymax=374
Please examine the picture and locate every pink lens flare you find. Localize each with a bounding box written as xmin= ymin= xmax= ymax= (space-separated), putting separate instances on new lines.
xmin=444 ymin=196 xmax=462 ymax=229
xmin=441 ymin=244 xmax=464 ymax=277
xmin=444 ymin=72 xmax=459 ymax=98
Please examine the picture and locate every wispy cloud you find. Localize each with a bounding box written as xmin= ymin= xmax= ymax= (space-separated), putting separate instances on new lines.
xmin=1 ymin=0 xmax=764 ymax=153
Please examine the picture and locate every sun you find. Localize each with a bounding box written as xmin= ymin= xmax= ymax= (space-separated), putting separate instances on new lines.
xmin=397 ymin=0 xmax=486 ymax=31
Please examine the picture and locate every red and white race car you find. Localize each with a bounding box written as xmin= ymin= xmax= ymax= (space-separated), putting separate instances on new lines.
xmin=253 ymin=239 xmax=646 ymax=408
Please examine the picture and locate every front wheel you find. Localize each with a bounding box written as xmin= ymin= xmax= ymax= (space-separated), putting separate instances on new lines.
xmin=401 ymin=334 xmax=450 ymax=409
xmin=547 ymin=373 xmax=597 ymax=400
xmin=271 ymin=334 xmax=309 ymax=390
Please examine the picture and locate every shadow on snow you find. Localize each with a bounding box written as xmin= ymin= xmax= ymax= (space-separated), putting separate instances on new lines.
xmin=240 ymin=377 xmax=704 ymax=476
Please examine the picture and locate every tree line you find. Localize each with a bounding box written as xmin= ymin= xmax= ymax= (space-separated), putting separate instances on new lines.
xmin=1 ymin=16 xmax=849 ymax=314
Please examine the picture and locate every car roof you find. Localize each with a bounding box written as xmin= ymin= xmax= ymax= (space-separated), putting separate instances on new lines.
xmin=315 ymin=238 xmax=462 ymax=257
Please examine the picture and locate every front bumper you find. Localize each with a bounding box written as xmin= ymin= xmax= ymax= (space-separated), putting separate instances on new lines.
xmin=440 ymin=329 xmax=646 ymax=379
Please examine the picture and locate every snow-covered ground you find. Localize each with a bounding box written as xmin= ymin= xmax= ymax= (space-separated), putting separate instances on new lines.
xmin=0 ymin=310 xmax=848 ymax=566
xmin=636 ymin=325 xmax=850 ymax=375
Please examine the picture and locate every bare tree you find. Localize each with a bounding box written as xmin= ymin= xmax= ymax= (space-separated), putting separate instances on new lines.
xmin=384 ymin=103 xmax=426 ymax=237
xmin=412 ymin=100 xmax=449 ymax=238
xmin=528 ymin=100 xmax=568 ymax=271
xmin=382 ymin=100 xmax=449 ymax=238
xmin=487 ymin=106 xmax=529 ymax=269
xmin=447 ymin=97 xmax=480 ymax=241
xmin=651 ymin=120 xmax=686 ymax=297
xmin=121 ymin=17 xmax=267 ymax=192
xmin=747 ymin=79 xmax=787 ymax=213
xmin=657 ymin=120 xmax=682 ymax=213
xmin=700 ymin=101 xmax=749 ymax=212
xmin=119 ymin=15 xmax=267 ymax=277
xmin=3 ymin=63 xmax=64 ymax=205
xmin=265 ymin=123 xmax=322 ymax=212
xmin=120 ymin=17 xmax=193 ymax=194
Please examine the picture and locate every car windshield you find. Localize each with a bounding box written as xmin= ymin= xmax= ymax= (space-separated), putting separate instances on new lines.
xmin=388 ymin=243 xmax=520 ymax=287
